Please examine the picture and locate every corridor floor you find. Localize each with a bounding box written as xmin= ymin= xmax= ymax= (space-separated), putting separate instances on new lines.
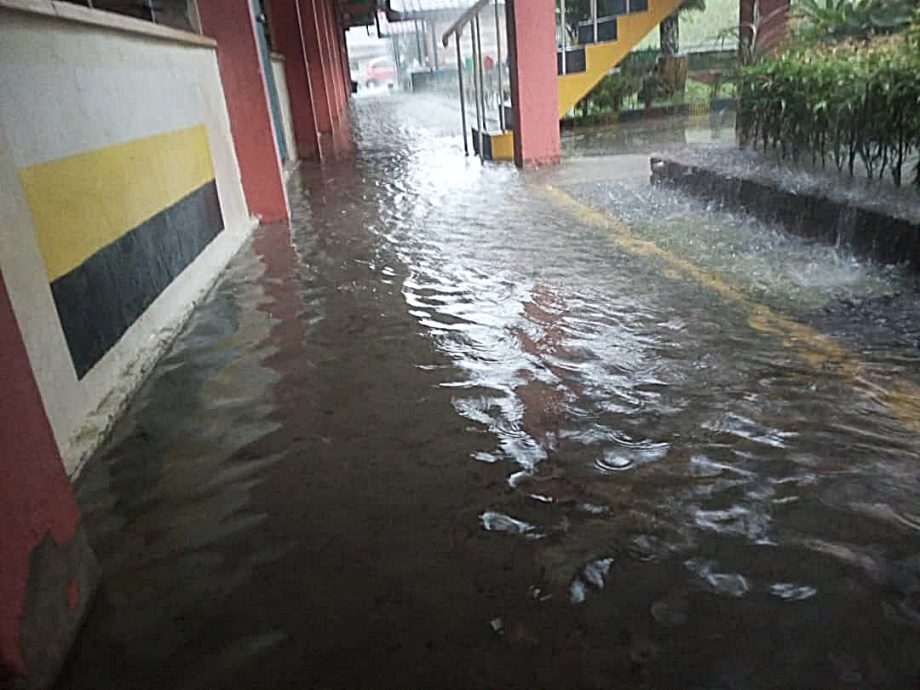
xmin=58 ymin=95 xmax=920 ymax=689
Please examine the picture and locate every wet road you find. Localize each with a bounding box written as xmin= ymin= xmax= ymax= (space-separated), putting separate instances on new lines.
xmin=59 ymin=95 xmax=920 ymax=689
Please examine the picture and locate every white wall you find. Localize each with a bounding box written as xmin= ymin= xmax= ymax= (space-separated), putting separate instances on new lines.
xmin=271 ymin=53 xmax=298 ymax=166
xmin=0 ymin=2 xmax=255 ymax=477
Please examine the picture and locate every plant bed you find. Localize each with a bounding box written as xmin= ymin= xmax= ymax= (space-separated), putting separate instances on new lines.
xmin=737 ymin=30 xmax=920 ymax=191
xmin=650 ymin=152 xmax=920 ymax=271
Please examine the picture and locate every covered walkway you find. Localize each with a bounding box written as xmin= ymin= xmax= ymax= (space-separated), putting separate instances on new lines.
xmin=55 ymin=94 xmax=920 ymax=689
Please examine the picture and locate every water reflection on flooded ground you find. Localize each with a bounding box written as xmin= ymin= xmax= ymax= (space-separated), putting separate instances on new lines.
xmin=561 ymin=111 xmax=737 ymax=158
xmin=59 ymin=95 xmax=920 ymax=690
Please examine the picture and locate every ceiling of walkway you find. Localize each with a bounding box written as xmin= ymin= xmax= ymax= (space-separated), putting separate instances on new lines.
xmin=340 ymin=0 xmax=476 ymax=27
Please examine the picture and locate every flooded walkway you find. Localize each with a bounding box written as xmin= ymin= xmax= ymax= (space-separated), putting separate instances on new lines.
xmin=58 ymin=95 xmax=920 ymax=690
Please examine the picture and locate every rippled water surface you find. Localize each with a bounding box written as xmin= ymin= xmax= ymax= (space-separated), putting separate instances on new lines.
xmin=59 ymin=94 xmax=920 ymax=690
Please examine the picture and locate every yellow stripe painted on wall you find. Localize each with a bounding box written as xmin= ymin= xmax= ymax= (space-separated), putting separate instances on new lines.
xmin=557 ymin=0 xmax=684 ymax=116
xmin=18 ymin=125 xmax=215 ymax=282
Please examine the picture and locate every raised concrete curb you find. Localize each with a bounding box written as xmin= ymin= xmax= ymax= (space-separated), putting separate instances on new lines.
xmin=650 ymin=155 xmax=920 ymax=272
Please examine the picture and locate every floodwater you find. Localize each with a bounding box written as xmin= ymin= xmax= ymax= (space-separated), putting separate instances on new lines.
xmin=561 ymin=111 xmax=737 ymax=158
xmin=58 ymin=95 xmax=920 ymax=690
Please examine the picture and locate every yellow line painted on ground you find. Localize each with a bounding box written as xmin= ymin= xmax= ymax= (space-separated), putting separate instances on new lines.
xmin=541 ymin=184 xmax=920 ymax=434
xmin=19 ymin=124 xmax=215 ymax=282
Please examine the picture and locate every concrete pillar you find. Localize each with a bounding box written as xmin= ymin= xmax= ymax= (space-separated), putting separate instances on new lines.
xmin=268 ymin=0 xmax=321 ymax=160
xmin=298 ymin=0 xmax=334 ymax=134
xmin=198 ymin=0 xmax=290 ymax=223
xmin=506 ymin=0 xmax=560 ymax=168
xmin=0 ymin=274 xmax=98 ymax=690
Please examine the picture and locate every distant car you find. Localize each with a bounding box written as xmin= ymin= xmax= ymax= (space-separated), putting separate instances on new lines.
xmin=365 ymin=57 xmax=396 ymax=88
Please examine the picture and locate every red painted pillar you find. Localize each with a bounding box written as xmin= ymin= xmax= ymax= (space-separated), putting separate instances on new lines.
xmin=740 ymin=0 xmax=790 ymax=53
xmin=506 ymin=0 xmax=560 ymax=168
xmin=299 ymin=0 xmax=334 ymax=134
xmin=269 ymin=0 xmax=321 ymax=160
xmin=316 ymin=0 xmax=342 ymax=120
xmin=0 ymin=274 xmax=98 ymax=689
xmin=325 ymin=1 xmax=348 ymax=113
xmin=199 ymin=0 xmax=290 ymax=223
xmin=339 ymin=24 xmax=353 ymax=96
xmin=325 ymin=10 xmax=355 ymax=160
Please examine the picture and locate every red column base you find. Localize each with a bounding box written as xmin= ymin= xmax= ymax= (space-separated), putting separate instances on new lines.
xmin=0 ymin=276 xmax=99 ymax=690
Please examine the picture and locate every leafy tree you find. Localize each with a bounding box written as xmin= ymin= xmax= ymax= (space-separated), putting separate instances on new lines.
xmin=660 ymin=0 xmax=706 ymax=56
xmin=720 ymin=0 xmax=793 ymax=66
xmin=794 ymin=0 xmax=916 ymax=42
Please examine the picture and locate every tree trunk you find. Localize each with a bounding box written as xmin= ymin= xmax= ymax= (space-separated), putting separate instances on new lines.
xmin=659 ymin=12 xmax=679 ymax=55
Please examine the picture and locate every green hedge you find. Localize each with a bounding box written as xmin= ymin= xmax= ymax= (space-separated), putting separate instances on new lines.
xmin=737 ymin=33 xmax=920 ymax=188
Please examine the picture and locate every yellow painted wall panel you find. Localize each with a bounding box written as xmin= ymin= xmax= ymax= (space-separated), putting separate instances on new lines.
xmin=18 ymin=124 xmax=215 ymax=281
xmin=490 ymin=131 xmax=515 ymax=161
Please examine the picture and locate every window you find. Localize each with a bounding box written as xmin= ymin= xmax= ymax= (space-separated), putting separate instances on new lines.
xmin=62 ymin=0 xmax=201 ymax=33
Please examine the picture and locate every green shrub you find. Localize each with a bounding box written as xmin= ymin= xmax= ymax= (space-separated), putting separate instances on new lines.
xmin=574 ymin=71 xmax=640 ymax=116
xmin=593 ymin=72 xmax=641 ymax=111
xmin=738 ymin=33 xmax=920 ymax=188
xmin=638 ymin=74 xmax=671 ymax=107
xmin=794 ymin=0 xmax=915 ymax=43
xmin=620 ymin=48 xmax=661 ymax=78
xmin=909 ymin=5 xmax=920 ymax=45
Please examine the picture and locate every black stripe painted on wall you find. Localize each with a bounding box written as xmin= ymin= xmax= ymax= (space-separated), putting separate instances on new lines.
xmin=51 ymin=180 xmax=225 ymax=379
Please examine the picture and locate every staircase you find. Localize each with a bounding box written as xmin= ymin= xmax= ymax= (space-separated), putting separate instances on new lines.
xmin=556 ymin=0 xmax=685 ymax=117
xmin=492 ymin=0 xmax=684 ymax=159
xmin=442 ymin=0 xmax=685 ymax=162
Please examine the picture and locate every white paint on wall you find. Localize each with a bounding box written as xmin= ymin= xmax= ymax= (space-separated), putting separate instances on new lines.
xmin=271 ymin=54 xmax=298 ymax=166
xmin=0 ymin=5 xmax=255 ymax=477
xmin=1 ymin=65 xmax=204 ymax=166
